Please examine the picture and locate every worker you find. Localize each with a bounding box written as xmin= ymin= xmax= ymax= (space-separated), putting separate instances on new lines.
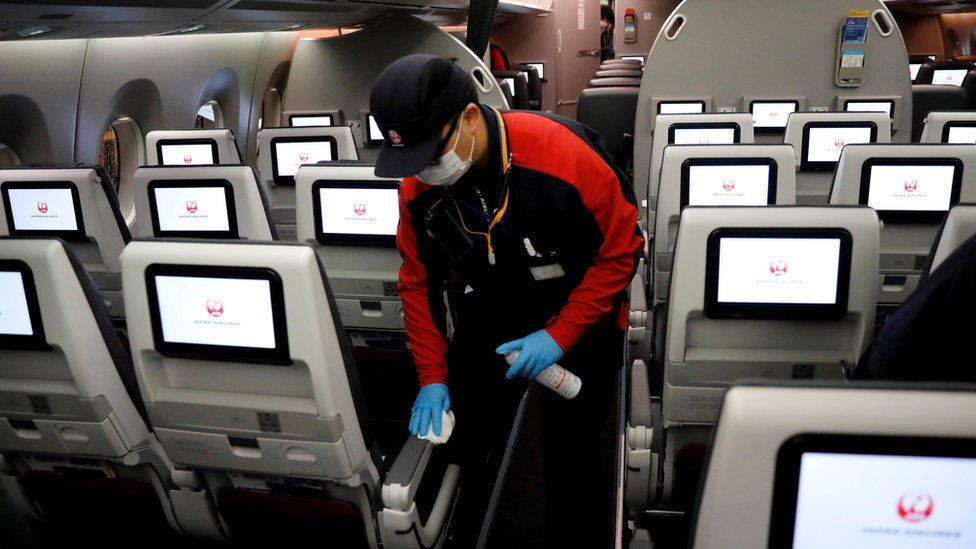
xmin=370 ymin=53 xmax=643 ymax=547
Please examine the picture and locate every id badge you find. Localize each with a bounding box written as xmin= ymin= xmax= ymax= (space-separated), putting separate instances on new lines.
xmin=530 ymin=262 xmax=566 ymax=281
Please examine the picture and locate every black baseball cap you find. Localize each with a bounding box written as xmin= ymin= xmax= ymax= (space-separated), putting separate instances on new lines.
xmin=370 ymin=54 xmax=473 ymax=178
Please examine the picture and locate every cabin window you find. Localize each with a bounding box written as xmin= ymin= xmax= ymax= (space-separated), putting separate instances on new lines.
xmin=194 ymin=100 xmax=223 ymax=129
xmin=97 ymin=125 xmax=121 ymax=190
xmin=106 ymin=117 xmax=145 ymax=227
xmin=0 ymin=143 xmax=20 ymax=168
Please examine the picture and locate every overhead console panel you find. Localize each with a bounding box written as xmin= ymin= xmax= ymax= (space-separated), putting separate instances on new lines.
xmin=0 ymin=0 xmax=550 ymax=41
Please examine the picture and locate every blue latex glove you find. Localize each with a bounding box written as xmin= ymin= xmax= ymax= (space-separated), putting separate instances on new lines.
xmin=409 ymin=383 xmax=451 ymax=437
xmin=496 ymin=329 xmax=565 ymax=380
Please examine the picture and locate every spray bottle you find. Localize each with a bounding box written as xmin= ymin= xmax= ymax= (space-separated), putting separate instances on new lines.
xmin=504 ymin=350 xmax=582 ymax=399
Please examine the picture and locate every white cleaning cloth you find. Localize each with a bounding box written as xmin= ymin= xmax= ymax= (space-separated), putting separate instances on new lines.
xmin=417 ymin=411 xmax=455 ymax=445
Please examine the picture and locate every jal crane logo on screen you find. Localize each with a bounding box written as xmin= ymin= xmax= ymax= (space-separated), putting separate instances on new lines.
xmin=904 ymin=179 xmax=919 ymax=193
xmin=299 ymin=152 xmax=310 ymax=163
xmin=354 ymin=203 xmax=367 ymax=216
xmin=769 ymin=259 xmax=788 ymax=276
xmin=36 ymin=201 xmax=48 ymax=214
xmin=897 ymin=492 xmax=934 ymax=523
xmin=834 ymin=138 xmax=845 ymax=150
xmin=186 ymin=200 xmax=198 ymax=213
xmin=205 ymin=298 xmax=224 ymax=318
xmin=722 ymin=179 xmax=736 ymax=192
xmin=183 ymin=154 xmax=193 ymax=165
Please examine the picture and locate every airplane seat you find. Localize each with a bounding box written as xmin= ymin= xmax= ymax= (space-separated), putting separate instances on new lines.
xmin=783 ymin=111 xmax=891 ymax=205
xmin=295 ymin=163 xmax=406 ymax=347
xmin=961 ymin=69 xmax=976 ymax=108
xmin=601 ymin=60 xmax=642 ymax=70
xmin=0 ymin=237 xmax=207 ymax=543
xmin=576 ymin=86 xmax=639 ymax=175
xmin=145 ymin=129 xmax=242 ymax=166
xmin=594 ymin=69 xmax=642 ymax=79
xmin=912 ymin=85 xmax=968 ymax=141
xmin=925 ymin=203 xmax=976 ymax=276
xmin=918 ymin=110 xmax=976 ymax=143
xmin=829 ymin=144 xmax=976 ymax=306
xmin=121 ymin=239 xmax=459 ymax=547
xmin=132 ymin=165 xmax=277 ymax=241
xmin=913 ymin=60 xmax=974 ymax=85
xmin=690 ymin=381 xmax=976 ymax=549
xmin=492 ymin=70 xmax=530 ymax=109
xmin=586 ymin=76 xmax=642 ymax=88
xmin=0 ymin=166 xmax=130 ymax=317
xmin=509 ymin=64 xmax=542 ymax=110
xmin=255 ymin=126 xmax=359 ymax=241
xmin=496 ymin=78 xmax=515 ymax=107
xmin=658 ymin=206 xmax=879 ymax=509
xmin=652 ymin=144 xmax=797 ymax=306
xmin=646 ymin=113 xmax=755 ymax=230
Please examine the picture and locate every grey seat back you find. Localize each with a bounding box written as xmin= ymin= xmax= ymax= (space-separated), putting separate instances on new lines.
xmin=829 ymin=144 xmax=976 ymax=304
xmin=652 ymin=145 xmax=797 ymax=304
xmin=693 ymin=382 xmax=976 ymax=549
xmin=782 ymin=111 xmax=891 ymax=205
xmin=912 ymin=85 xmax=968 ymax=141
xmin=918 ymin=110 xmax=976 ymax=143
xmin=0 ymin=167 xmax=130 ymax=316
xmin=133 ymin=165 xmax=277 ymax=241
xmin=661 ymin=206 xmax=878 ymax=504
xmin=145 ymin=129 xmax=242 ymax=166
xmin=587 ymin=76 xmax=641 ymax=88
xmin=255 ymin=126 xmax=359 ymax=241
xmin=927 ymin=204 xmax=976 ymax=275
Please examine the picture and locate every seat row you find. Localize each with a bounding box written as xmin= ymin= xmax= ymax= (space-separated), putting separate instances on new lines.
xmin=0 ymin=235 xmax=456 ymax=547
xmin=0 ymin=126 xmax=406 ymax=338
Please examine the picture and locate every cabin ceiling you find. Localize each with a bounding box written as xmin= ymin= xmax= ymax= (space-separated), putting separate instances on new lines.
xmin=0 ymin=0 xmax=549 ymax=41
xmin=885 ymin=0 xmax=976 ymax=15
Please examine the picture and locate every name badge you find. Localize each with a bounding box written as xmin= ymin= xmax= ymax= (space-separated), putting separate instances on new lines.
xmin=530 ymin=262 xmax=566 ymax=281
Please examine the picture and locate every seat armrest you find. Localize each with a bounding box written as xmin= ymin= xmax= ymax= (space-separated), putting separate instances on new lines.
xmin=628 ymin=359 xmax=653 ymax=431
xmin=379 ymin=437 xmax=461 ymax=549
xmin=382 ymin=436 xmax=432 ymax=511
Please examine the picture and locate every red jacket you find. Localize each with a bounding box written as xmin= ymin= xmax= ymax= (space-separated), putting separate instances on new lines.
xmin=397 ymin=109 xmax=643 ymax=386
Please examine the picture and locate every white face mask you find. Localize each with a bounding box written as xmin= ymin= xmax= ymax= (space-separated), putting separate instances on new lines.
xmin=416 ymin=122 xmax=476 ymax=187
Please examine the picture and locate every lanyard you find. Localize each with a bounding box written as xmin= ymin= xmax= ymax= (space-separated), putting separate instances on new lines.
xmin=448 ymin=108 xmax=512 ymax=265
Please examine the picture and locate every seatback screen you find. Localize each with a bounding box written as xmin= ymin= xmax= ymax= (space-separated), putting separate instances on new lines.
xmin=909 ymin=63 xmax=922 ymax=80
xmin=366 ymin=114 xmax=383 ymax=146
xmin=312 ymin=180 xmax=399 ymax=246
xmin=158 ymin=140 xmax=219 ymax=166
xmin=943 ymin=123 xmax=976 ymax=144
xmin=704 ymin=228 xmax=852 ymax=320
xmin=0 ymin=261 xmax=47 ymax=350
xmin=0 ymin=271 xmax=33 ymax=336
xmin=148 ymin=179 xmax=238 ymax=238
xmin=680 ymin=158 xmax=777 ymax=207
xmin=289 ymin=114 xmax=333 ymax=127
xmin=844 ymin=100 xmax=894 ymax=118
xmin=669 ymin=123 xmax=740 ymax=145
xmin=270 ymin=136 xmax=338 ymax=185
xmin=932 ymin=69 xmax=968 ymax=86
xmin=770 ymin=434 xmax=976 ymax=549
xmin=1 ymin=181 xmax=86 ymax=240
xmin=525 ymin=62 xmax=545 ymax=79
xmin=750 ymin=100 xmax=799 ymax=133
xmin=146 ymin=265 xmax=290 ymax=364
xmin=859 ymin=159 xmax=962 ymax=223
xmin=658 ymin=101 xmax=706 ymax=115
xmin=801 ymin=122 xmax=877 ymax=170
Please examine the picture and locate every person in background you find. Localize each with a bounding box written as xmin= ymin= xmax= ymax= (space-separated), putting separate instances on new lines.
xmin=601 ymin=5 xmax=616 ymax=61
